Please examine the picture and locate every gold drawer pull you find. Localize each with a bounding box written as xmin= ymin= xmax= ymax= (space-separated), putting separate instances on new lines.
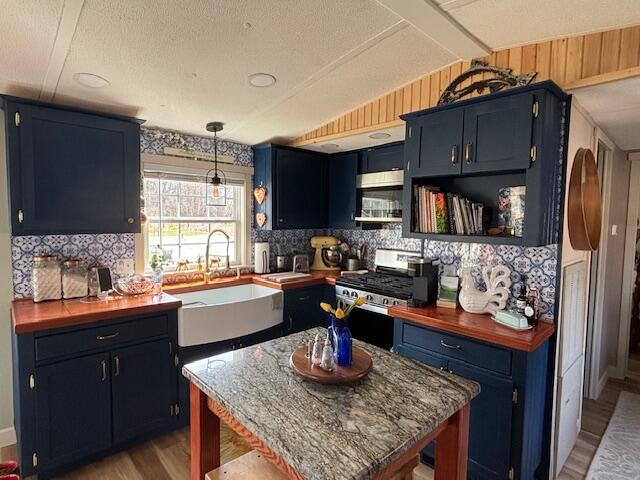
xmin=96 ymin=332 xmax=119 ymax=341
xmin=440 ymin=340 xmax=462 ymax=350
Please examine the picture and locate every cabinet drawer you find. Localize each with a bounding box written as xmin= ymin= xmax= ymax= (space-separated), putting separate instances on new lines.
xmin=394 ymin=344 xmax=448 ymax=370
xmin=35 ymin=315 xmax=168 ymax=362
xmin=401 ymin=322 xmax=511 ymax=376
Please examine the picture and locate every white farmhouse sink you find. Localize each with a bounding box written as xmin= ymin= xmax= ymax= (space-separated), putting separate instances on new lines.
xmin=175 ymin=284 xmax=283 ymax=347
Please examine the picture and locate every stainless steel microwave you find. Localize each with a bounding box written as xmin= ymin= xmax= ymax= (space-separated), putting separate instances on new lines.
xmin=355 ymin=170 xmax=403 ymax=223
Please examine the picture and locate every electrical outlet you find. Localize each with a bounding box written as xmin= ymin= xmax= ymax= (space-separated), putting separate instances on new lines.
xmin=611 ymin=224 xmax=618 ymax=236
xmin=115 ymin=259 xmax=135 ymax=275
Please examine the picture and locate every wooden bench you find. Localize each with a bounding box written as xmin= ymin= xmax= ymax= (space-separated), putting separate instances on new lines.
xmin=205 ymin=450 xmax=420 ymax=479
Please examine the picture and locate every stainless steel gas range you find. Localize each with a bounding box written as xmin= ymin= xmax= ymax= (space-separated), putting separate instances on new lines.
xmin=335 ymin=249 xmax=418 ymax=350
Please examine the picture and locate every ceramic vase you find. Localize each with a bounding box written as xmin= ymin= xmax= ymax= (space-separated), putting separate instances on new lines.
xmin=458 ymin=265 xmax=512 ymax=315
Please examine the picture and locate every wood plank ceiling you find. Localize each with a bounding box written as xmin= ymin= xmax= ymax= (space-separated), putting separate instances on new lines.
xmin=291 ymin=25 xmax=640 ymax=147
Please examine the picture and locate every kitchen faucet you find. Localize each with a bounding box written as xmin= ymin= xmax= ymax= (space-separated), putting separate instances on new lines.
xmin=204 ymin=229 xmax=230 ymax=277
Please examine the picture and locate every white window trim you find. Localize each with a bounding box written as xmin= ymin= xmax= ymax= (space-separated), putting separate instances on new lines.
xmin=136 ymin=153 xmax=253 ymax=274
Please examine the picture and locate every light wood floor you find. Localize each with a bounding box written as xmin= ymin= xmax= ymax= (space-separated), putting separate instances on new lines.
xmin=9 ymin=377 xmax=638 ymax=480
xmin=557 ymin=376 xmax=640 ymax=479
xmin=1 ymin=423 xmax=434 ymax=479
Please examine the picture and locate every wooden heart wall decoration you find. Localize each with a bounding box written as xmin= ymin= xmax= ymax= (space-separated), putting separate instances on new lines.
xmin=253 ymin=186 xmax=267 ymax=205
xmin=256 ymin=212 xmax=267 ymax=227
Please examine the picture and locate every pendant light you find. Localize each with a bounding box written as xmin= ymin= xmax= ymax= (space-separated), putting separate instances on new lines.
xmin=205 ymin=121 xmax=227 ymax=206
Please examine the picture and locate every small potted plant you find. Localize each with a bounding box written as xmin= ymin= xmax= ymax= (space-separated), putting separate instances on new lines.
xmin=320 ymin=297 xmax=365 ymax=366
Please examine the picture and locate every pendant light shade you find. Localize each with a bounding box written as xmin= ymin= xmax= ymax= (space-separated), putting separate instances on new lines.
xmin=205 ymin=121 xmax=226 ymax=206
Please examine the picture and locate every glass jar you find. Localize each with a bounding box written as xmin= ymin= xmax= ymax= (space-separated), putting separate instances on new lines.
xmin=88 ymin=265 xmax=101 ymax=296
xmin=62 ymin=259 xmax=88 ymax=299
xmin=32 ymin=254 xmax=62 ymax=303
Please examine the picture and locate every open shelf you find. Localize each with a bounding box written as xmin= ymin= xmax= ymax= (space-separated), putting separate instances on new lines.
xmin=407 ymin=171 xmax=527 ymax=244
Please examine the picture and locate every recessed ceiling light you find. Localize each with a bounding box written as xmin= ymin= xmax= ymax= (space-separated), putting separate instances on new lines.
xmin=322 ymin=143 xmax=339 ymax=149
xmin=73 ymin=72 xmax=110 ymax=88
xmin=248 ymin=73 xmax=276 ymax=88
xmin=368 ymin=132 xmax=391 ymax=139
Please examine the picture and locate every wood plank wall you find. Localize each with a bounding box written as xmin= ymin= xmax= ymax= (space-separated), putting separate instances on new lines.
xmin=291 ymin=26 xmax=640 ymax=147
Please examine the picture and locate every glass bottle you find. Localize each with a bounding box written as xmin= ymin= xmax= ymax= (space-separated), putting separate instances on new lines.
xmin=329 ymin=315 xmax=353 ymax=366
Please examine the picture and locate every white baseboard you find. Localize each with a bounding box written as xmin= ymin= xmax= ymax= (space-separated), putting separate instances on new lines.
xmin=595 ymin=368 xmax=610 ymax=399
xmin=609 ymin=364 xmax=625 ymax=380
xmin=0 ymin=426 xmax=15 ymax=448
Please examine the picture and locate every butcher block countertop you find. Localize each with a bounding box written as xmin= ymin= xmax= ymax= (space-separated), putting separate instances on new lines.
xmin=388 ymin=304 xmax=555 ymax=352
xmin=12 ymin=293 xmax=182 ymax=334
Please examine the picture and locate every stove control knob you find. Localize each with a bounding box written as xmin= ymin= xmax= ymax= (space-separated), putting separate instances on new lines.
xmin=382 ymin=298 xmax=389 ymax=305
xmin=342 ymin=289 xmax=349 ymax=295
xmin=351 ymin=291 xmax=358 ymax=298
xmin=366 ymin=295 xmax=373 ymax=301
xmin=392 ymin=300 xmax=399 ymax=305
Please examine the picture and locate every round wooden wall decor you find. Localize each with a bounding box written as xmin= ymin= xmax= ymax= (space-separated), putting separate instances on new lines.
xmin=568 ymin=148 xmax=602 ymax=251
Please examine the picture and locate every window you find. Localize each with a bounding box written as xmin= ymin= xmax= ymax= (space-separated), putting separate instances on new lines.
xmin=143 ymin=171 xmax=246 ymax=271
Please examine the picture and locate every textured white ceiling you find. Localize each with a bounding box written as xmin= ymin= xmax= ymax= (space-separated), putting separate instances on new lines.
xmin=436 ymin=0 xmax=640 ymax=49
xmin=570 ymin=78 xmax=640 ymax=151
xmin=0 ymin=1 xmax=64 ymax=97
xmin=2 ymin=0 xmax=640 ymax=145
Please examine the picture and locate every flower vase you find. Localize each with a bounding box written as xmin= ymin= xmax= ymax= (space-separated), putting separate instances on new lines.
xmin=328 ymin=316 xmax=352 ymax=366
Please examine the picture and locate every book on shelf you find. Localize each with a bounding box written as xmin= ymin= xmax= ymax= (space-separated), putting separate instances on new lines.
xmin=414 ymin=186 xmax=487 ymax=235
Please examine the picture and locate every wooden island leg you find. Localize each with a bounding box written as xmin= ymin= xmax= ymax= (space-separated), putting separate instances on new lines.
xmin=434 ymin=404 xmax=470 ymax=480
xmin=190 ymin=382 xmax=220 ymax=480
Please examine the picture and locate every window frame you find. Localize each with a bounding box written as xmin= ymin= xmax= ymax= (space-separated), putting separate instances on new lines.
xmin=137 ymin=153 xmax=253 ymax=274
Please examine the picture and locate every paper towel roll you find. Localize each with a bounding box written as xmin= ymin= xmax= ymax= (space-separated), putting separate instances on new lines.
xmin=254 ymin=242 xmax=270 ymax=274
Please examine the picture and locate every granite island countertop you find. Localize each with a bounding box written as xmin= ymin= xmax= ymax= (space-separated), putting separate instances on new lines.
xmin=183 ymin=328 xmax=479 ymax=480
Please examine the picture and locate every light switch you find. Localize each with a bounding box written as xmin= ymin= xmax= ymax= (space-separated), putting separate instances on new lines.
xmin=611 ymin=225 xmax=618 ymax=236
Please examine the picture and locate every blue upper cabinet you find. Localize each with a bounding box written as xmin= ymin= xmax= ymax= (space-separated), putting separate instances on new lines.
xmin=462 ymin=93 xmax=534 ymax=174
xmin=360 ymin=141 xmax=404 ymax=173
xmin=1 ymin=96 xmax=142 ymax=235
xmin=408 ymin=109 xmax=464 ymax=177
xmin=328 ymin=152 xmax=358 ymax=228
xmin=253 ymin=144 xmax=327 ymax=230
xmin=406 ymin=92 xmax=535 ymax=178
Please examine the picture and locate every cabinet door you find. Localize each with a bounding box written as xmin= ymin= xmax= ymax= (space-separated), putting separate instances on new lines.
xmin=361 ymin=142 xmax=404 ymax=173
xmin=35 ymin=352 xmax=111 ymax=471
xmin=328 ymin=152 xmax=358 ymax=228
xmin=11 ymin=103 xmax=140 ymax=234
xmin=462 ymin=93 xmax=534 ymax=174
xmin=275 ymin=148 xmax=326 ymax=229
xmin=284 ymin=286 xmax=323 ymax=333
xmin=112 ymin=339 xmax=177 ymax=443
xmin=409 ymin=110 xmax=464 ymax=177
xmin=447 ymin=360 xmax=514 ymax=480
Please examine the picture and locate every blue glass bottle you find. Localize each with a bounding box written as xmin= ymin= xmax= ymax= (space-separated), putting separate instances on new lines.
xmin=329 ymin=316 xmax=352 ymax=366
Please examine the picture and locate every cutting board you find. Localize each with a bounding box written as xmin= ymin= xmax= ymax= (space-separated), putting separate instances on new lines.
xmin=262 ymin=272 xmax=312 ymax=283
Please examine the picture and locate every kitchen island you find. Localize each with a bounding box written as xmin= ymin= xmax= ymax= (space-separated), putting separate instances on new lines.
xmin=183 ymin=328 xmax=479 ymax=480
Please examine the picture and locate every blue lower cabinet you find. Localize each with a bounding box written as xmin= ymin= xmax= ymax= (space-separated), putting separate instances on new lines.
xmin=35 ymin=352 xmax=112 ymax=473
xmin=284 ymin=285 xmax=324 ymax=333
xmin=447 ymin=359 xmax=514 ymax=480
xmin=13 ymin=310 xmax=180 ymax=478
xmin=112 ymin=339 xmax=177 ymax=443
xmin=394 ymin=319 xmax=549 ymax=480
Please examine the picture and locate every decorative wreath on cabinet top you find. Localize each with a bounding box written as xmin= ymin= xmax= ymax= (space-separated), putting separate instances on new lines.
xmin=438 ymin=59 xmax=537 ymax=105
xmin=568 ymin=148 xmax=602 ymax=251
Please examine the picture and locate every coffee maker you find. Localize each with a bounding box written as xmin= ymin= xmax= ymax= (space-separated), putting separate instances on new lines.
xmin=407 ymin=257 xmax=439 ymax=307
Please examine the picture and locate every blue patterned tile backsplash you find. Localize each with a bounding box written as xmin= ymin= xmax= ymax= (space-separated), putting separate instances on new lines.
xmin=10 ymin=127 xmax=559 ymax=322
xmin=12 ymin=234 xmax=135 ymax=298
